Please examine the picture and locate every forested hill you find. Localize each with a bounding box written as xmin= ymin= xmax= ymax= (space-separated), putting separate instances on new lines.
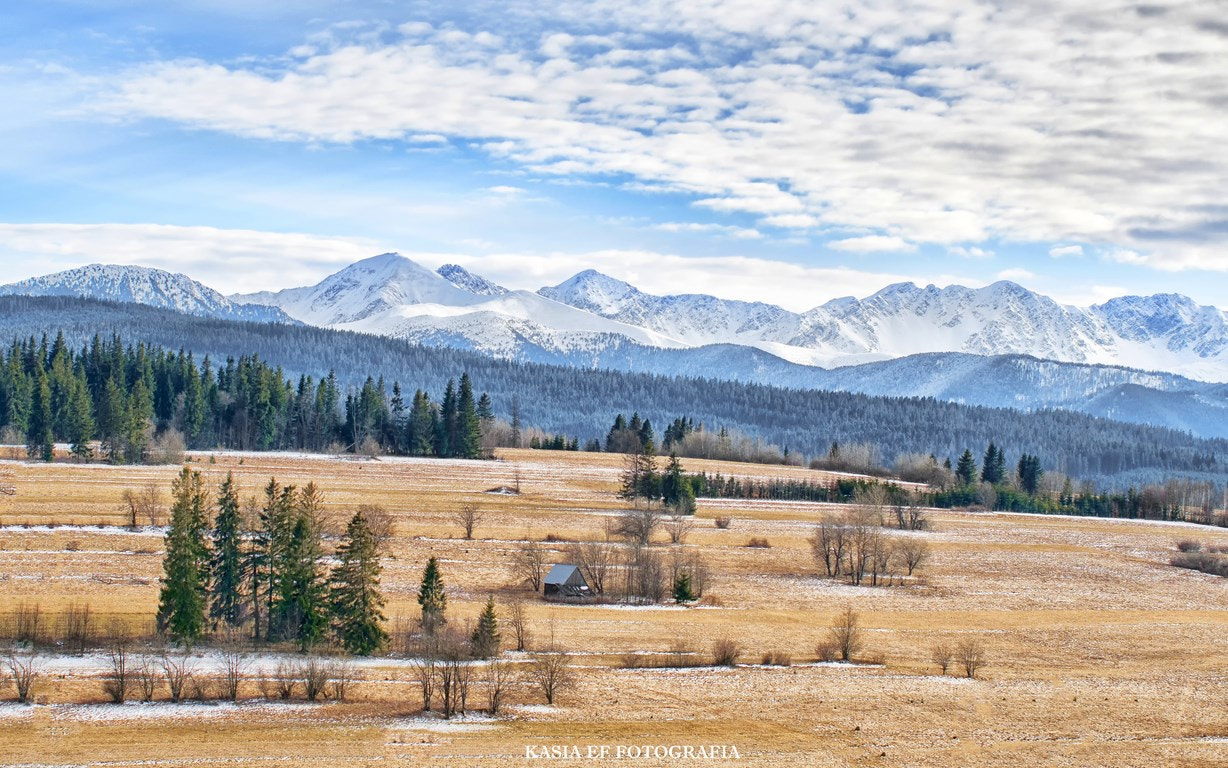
xmin=0 ymin=295 xmax=1223 ymax=486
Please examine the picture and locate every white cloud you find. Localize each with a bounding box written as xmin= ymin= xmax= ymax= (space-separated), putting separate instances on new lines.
xmin=0 ymin=223 xmax=384 ymax=294
xmin=653 ymin=221 xmax=762 ymax=239
xmin=96 ymin=2 xmax=1228 ymax=270
xmin=1049 ymin=245 xmax=1084 ymax=258
xmin=828 ymin=235 xmax=916 ymax=253
xmin=949 ymin=245 xmax=993 ymax=260
xmin=997 ymin=268 xmax=1034 ymax=282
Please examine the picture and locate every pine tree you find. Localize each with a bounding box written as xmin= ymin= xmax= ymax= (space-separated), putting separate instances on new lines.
xmin=458 ymin=373 xmax=482 ymax=459
xmin=328 ymin=509 xmax=387 ymax=655
xmin=67 ymin=373 xmax=94 ymax=461
xmin=673 ymin=572 xmax=695 ymax=603
xmin=1017 ymin=453 xmax=1044 ymax=495
xmin=661 ymin=453 xmax=685 ymax=507
xmin=25 ymin=366 xmax=53 ymax=461
xmin=157 ymin=467 xmax=211 ymax=644
xmin=981 ymin=442 xmax=1006 ymax=484
xmin=470 ymin=595 xmax=500 ymax=659
xmin=955 ymin=449 xmax=977 ymax=486
xmin=418 ymin=556 xmax=447 ymax=634
xmin=408 ymin=389 xmax=435 ymax=456
xmin=279 ymin=514 xmax=326 ymax=651
xmin=209 ymin=472 xmax=244 ymax=629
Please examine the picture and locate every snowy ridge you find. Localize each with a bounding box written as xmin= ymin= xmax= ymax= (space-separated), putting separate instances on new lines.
xmin=542 ymin=274 xmax=1228 ymax=382
xmin=0 ymin=264 xmax=294 ymax=324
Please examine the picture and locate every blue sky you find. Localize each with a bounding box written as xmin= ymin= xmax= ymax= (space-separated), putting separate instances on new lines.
xmin=1 ymin=0 xmax=1225 ymax=310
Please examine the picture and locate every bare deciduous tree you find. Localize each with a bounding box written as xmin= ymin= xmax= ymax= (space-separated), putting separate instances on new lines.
xmin=356 ymin=504 xmax=395 ymax=555
xmin=827 ymin=605 xmax=863 ymax=662
xmin=219 ymin=649 xmax=247 ymax=702
xmin=956 ymin=638 xmax=986 ymax=679
xmin=5 ymin=652 xmax=39 ymax=703
xmin=898 ymin=538 xmax=931 ymax=576
xmin=14 ymin=602 xmax=41 ymax=646
xmin=330 ymin=658 xmax=355 ymax=702
xmin=453 ymin=503 xmax=486 ymax=540
xmin=567 ymin=539 xmax=615 ymax=595
xmin=930 ymin=642 xmax=952 ymax=675
xmin=616 ymin=506 xmax=660 ymax=547
xmin=663 ymin=513 xmax=695 ymax=544
xmin=506 ymin=598 xmax=530 ymax=652
xmin=274 ymin=660 xmax=301 ymax=700
xmin=136 ymin=656 xmax=158 ymax=702
xmin=409 ymin=645 xmax=438 ymax=712
xmin=121 ymin=483 xmax=162 ymax=528
xmin=62 ymin=602 xmax=93 ymax=655
xmin=528 ymin=640 xmax=575 ymax=705
xmin=810 ymin=514 xmax=848 ymax=578
xmin=102 ymin=640 xmax=132 ymax=704
xmin=303 ymin=656 xmax=330 ymax=701
xmin=485 ymin=657 xmax=512 ymax=714
xmin=161 ymin=652 xmax=193 ymax=703
xmin=511 ymin=539 xmax=547 ymax=592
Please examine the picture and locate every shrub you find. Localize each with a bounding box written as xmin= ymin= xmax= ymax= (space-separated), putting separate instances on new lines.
xmin=1176 ymin=540 xmax=1202 ymax=553
xmin=711 ymin=638 xmax=741 ymax=667
xmin=714 ymin=516 xmax=732 ymax=529
xmin=745 ymin=537 xmax=771 ymax=548
xmin=760 ymin=650 xmax=792 ymax=666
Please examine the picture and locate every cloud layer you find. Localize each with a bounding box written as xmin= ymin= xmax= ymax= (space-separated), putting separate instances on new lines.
xmin=103 ymin=1 xmax=1228 ymax=271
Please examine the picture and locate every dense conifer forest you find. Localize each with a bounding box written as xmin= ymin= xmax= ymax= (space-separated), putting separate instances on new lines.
xmin=0 ymin=295 xmax=1224 ymax=487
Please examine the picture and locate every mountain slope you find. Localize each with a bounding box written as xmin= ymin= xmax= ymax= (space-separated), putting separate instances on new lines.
xmin=235 ymin=253 xmax=687 ymax=357
xmin=0 ymin=264 xmax=294 ymax=324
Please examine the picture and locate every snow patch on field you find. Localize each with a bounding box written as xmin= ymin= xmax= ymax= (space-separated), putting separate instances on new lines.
xmin=0 ymin=524 xmax=165 ymax=536
xmin=391 ymin=714 xmax=498 ymax=732
xmin=48 ymin=701 xmax=316 ymax=721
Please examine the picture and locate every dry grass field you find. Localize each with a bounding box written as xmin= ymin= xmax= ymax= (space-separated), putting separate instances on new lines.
xmin=2 ymin=448 xmax=1227 ymax=767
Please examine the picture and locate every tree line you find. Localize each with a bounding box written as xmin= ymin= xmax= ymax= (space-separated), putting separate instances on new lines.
xmin=1 ymin=298 xmax=1225 ymax=487
xmin=0 ymin=332 xmax=492 ymax=461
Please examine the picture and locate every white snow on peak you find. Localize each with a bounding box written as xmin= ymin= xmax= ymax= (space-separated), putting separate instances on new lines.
xmin=0 ymin=263 xmax=291 ymax=323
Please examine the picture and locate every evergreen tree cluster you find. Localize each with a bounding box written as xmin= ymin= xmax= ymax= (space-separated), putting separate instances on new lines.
xmin=157 ymin=468 xmax=387 ymax=654
xmin=0 ymin=332 xmax=489 ymax=461
xmin=1 ymin=299 xmax=1224 ymax=488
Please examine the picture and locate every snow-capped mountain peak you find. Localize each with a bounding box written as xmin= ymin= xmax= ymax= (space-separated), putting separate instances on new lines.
xmin=0 ymin=263 xmax=293 ymax=324
xmin=436 ymin=264 xmax=508 ymax=296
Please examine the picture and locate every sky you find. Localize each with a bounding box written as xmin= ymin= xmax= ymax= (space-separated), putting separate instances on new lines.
xmin=0 ymin=0 xmax=1225 ymax=312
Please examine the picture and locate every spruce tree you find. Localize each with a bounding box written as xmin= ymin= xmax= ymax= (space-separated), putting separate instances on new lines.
xmin=955 ymin=449 xmax=977 ymax=486
xmin=209 ymin=472 xmax=244 ymax=629
xmin=328 ymin=509 xmax=387 ymax=655
xmin=470 ymin=595 xmax=500 ymax=659
xmin=280 ymin=514 xmax=326 ymax=651
xmin=157 ymin=467 xmax=211 ymax=644
xmin=26 ymin=366 xmax=53 ymax=462
xmin=661 ymin=453 xmax=685 ymax=507
xmin=981 ymin=442 xmax=1006 ymax=484
xmin=67 ymin=374 xmax=94 ymax=461
xmin=458 ymin=373 xmax=483 ymax=459
xmin=418 ymin=556 xmax=447 ymax=634
xmin=673 ymin=572 xmax=695 ymax=603
xmin=1017 ymin=453 xmax=1043 ymax=495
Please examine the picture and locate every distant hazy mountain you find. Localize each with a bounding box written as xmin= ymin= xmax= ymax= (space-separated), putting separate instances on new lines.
xmin=0 ymin=264 xmax=294 ymax=324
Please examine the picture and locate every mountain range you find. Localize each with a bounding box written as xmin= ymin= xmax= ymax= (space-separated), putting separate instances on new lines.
xmin=3 ymin=254 xmax=1227 ymax=438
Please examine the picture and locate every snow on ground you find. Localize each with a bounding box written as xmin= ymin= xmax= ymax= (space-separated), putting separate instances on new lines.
xmin=50 ymin=701 xmax=318 ymax=722
xmin=0 ymin=524 xmax=165 ymax=536
xmin=390 ymin=714 xmax=499 ymax=733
